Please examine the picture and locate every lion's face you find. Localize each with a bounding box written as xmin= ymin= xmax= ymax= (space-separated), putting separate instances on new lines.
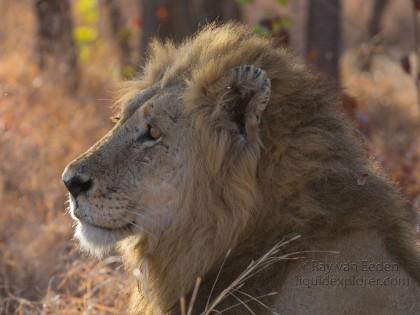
xmin=63 ymin=64 xmax=270 ymax=257
xmin=62 ymin=84 xmax=187 ymax=255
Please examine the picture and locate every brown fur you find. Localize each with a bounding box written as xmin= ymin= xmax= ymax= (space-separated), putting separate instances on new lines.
xmin=65 ymin=24 xmax=420 ymax=314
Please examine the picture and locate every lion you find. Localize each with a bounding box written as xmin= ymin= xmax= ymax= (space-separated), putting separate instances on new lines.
xmin=62 ymin=24 xmax=420 ymax=314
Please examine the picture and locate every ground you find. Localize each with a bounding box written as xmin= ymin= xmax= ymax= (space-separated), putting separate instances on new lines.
xmin=0 ymin=0 xmax=419 ymax=314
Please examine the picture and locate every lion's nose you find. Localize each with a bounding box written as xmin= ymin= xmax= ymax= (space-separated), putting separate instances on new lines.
xmin=63 ymin=176 xmax=93 ymax=198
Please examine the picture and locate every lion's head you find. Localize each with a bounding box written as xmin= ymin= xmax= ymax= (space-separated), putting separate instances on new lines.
xmin=62 ymin=82 xmax=187 ymax=256
xmin=62 ymin=23 xmax=338 ymax=311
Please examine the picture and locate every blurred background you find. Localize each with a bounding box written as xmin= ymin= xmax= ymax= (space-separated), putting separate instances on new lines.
xmin=1 ymin=0 xmax=420 ymax=314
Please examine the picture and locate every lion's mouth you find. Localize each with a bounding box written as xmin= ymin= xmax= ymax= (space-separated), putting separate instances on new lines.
xmin=69 ymin=197 xmax=136 ymax=232
xmin=79 ymin=219 xmax=135 ymax=232
xmin=74 ymin=216 xmax=136 ymax=256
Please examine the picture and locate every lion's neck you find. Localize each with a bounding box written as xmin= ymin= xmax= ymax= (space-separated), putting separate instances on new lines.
xmin=121 ymin=229 xmax=237 ymax=313
xmin=122 ymin=169 xmax=286 ymax=314
xmin=122 ymin=217 xmax=290 ymax=315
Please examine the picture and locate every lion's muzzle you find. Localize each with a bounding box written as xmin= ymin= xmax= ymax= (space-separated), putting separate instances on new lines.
xmin=63 ymin=174 xmax=93 ymax=198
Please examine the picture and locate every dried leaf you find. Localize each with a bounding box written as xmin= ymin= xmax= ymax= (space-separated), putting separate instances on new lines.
xmin=131 ymin=16 xmax=142 ymax=29
xmin=156 ymin=6 xmax=169 ymax=21
xmin=307 ymin=48 xmax=319 ymax=63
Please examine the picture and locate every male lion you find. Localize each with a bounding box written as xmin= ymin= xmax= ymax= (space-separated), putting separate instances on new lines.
xmin=62 ymin=24 xmax=420 ymax=314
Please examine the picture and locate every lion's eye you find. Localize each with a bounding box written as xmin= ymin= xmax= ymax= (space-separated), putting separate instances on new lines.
xmin=147 ymin=124 xmax=161 ymax=140
xmin=135 ymin=124 xmax=162 ymax=143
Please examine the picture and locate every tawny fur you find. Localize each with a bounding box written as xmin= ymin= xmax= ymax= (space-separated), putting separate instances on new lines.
xmin=64 ymin=24 xmax=420 ymax=314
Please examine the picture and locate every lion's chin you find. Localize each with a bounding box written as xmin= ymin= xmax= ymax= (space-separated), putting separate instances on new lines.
xmin=74 ymin=221 xmax=132 ymax=258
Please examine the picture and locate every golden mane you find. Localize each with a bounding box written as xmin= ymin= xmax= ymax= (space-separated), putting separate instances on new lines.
xmin=112 ymin=24 xmax=420 ymax=314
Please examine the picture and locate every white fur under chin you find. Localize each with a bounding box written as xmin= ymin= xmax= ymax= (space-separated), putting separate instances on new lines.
xmin=74 ymin=221 xmax=129 ymax=258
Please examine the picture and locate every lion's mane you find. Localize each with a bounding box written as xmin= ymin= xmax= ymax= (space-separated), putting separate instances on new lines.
xmin=115 ymin=23 xmax=419 ymax=314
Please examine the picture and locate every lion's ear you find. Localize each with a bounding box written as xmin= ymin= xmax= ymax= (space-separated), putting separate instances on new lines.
xmin=223 ymin=65 xmax=271 ymax=142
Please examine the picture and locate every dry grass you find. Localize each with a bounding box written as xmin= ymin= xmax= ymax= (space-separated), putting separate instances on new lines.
xmin=177 ymin=235 xmax=337 ymax=315
xmin=0 ymin=1 xmax=128 ymax=314
xmin=0 ymin=0 xmax=419 ymax=314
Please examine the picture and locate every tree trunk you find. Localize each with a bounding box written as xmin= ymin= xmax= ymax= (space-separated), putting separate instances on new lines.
xmin=34 ymin=0 xmax=78 ymax=90
xmin=139 ymin=0 xmax=240 ymax=64
xmin=102 ymin=0 xmax=133 ymax=77
xmin=368 ymin=0 xmax=389 ymax=39
xmin=306 ymin=0 xmax=341 ymax=82
xmin=191 ymin=0 xmax=240 ymax=25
